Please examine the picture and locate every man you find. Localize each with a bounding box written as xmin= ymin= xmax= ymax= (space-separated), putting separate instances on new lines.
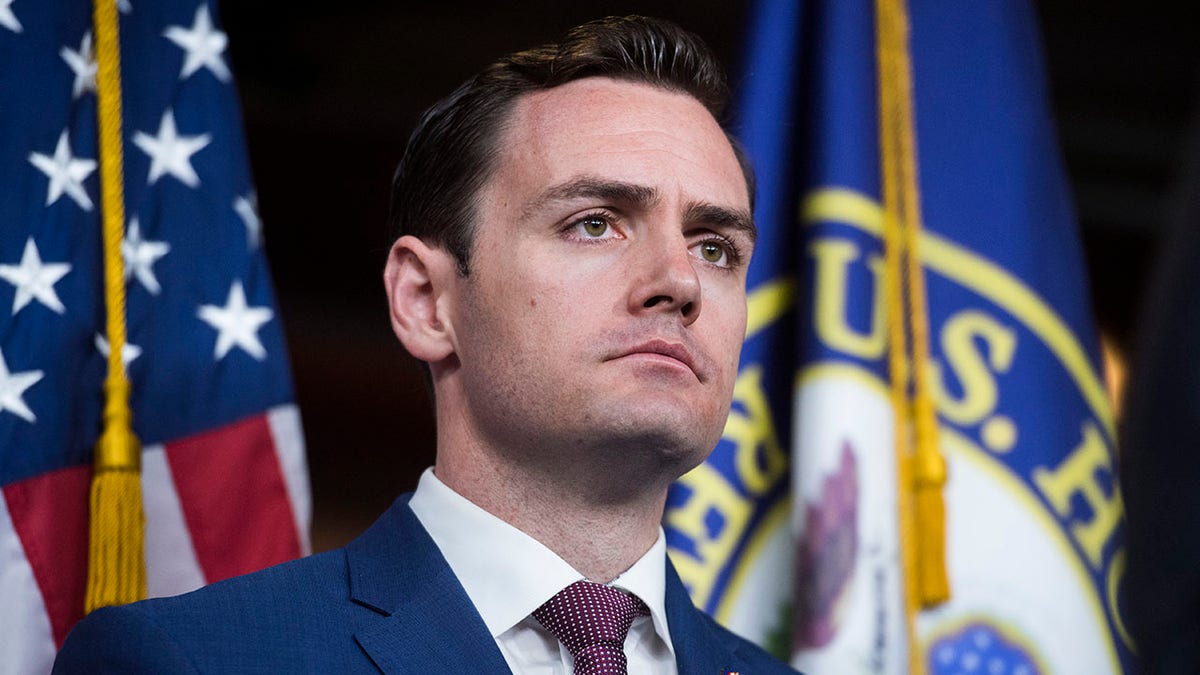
xmin=55 ymin=16 xmax=798 ymax=674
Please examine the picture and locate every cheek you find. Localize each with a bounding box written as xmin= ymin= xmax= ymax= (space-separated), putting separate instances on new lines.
xmin=519 ymin=254 xmax=615 ymax=313
xmin=497 ymin=276 xmax=585 ymax=351
xmin=703 ymin=290 xmax=748 ymax=381
xmin=704 ymin=284 xmax=748 ymax=341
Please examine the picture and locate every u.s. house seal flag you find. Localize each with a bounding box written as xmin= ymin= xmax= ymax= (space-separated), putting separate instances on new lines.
xmin=666 ymin=0 xmax=1133 ymax=673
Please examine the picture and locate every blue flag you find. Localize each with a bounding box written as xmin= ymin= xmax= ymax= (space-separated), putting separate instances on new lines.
xmin=667 ymin=0 xmax=1133 ymax=672
xmin=0 ymin=3 xmax=309 ymax=671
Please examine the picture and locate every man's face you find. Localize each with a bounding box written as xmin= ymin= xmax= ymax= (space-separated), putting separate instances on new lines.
xmin=445 ymin=77 xmax=753 ymax=490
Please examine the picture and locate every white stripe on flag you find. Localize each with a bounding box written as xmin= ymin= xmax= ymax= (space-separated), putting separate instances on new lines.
xmin=142 ymin=444 xmax=207 ymax=597
xmin=268 ymin=404 xmax=312 ymax=555
xmin=0 ymin=490 xmax=57 ymax=675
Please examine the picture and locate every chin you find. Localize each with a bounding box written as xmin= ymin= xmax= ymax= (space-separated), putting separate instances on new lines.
xmin=596 ymin=406 xmax=723 ymax=474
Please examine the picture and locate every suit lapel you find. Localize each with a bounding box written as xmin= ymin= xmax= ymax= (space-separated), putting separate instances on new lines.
xmin=344 ymin=496 xmax=751 ymax=674
xmin=664 ymin=559 xmax=747 ymax=675
xmin=347 ymin=496 xmax=512 ymax=675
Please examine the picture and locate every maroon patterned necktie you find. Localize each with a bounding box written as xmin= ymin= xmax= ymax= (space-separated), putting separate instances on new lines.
xmin=533 ymin=580 xmax=650 ymax=675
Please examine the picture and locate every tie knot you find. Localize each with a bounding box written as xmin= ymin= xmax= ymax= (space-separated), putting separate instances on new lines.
xmin=533 ymin=580 xmax=649 ymax=675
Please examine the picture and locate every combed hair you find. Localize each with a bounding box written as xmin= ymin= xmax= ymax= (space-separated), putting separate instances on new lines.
xmin=387 ymin=15 xmax=754 ymax=275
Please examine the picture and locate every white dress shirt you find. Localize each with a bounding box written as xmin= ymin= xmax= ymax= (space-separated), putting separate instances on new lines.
xmin=408 ymin=468 xmax=678 ymax=674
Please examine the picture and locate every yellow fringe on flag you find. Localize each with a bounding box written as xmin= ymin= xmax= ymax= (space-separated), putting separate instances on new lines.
xmin=85 ymin=0 xmax=146 ymax=613
xmin=875 ymin=0 xmax=950 ymax=670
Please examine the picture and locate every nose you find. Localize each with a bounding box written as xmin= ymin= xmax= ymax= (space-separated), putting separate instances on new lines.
xmin=628 ymin=234 xmax=702 ymax=326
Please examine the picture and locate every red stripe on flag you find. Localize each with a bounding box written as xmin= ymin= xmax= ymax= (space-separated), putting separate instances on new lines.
xmin=165 ymin=414 xmax=301 ymax=583
xmin=4 ymin=465 xmax=90 ymax=647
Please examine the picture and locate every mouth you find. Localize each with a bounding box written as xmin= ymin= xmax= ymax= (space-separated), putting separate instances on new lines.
xmin=615 ymin=339 xmax=701 ymax=380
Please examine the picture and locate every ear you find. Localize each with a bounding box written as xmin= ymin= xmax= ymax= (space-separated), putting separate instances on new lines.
xmin=383 ymin=235 xmax=459 ymax=363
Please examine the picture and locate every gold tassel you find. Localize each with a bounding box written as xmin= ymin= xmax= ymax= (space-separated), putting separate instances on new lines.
xmin=876 ymin=0 xmax=950 ymax=670
xmin=85 ymin=395 xmax=146 ymax=610
xmin=912 ymin=390 xmax=949 ymax=603
xmin=887 ymin=0 xmax=950 ymax=607
xmin=84 ymin=0 xmax=146 ymax=612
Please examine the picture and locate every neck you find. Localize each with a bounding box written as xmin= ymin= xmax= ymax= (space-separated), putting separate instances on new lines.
xmin=436 ymin=447 xmax=668 ymax=583
xmin=428 ymin=369 xmax=692 ymax=582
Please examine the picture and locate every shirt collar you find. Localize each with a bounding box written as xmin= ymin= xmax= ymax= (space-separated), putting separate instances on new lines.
xmin=407 ymin=467 xmax=673 ymax=653
xmin=609 ymin=525 xmax=674 ymax=655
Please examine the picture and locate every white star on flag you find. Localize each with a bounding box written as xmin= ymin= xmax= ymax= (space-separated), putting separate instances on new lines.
xmin=28 ymin=130 xmax=97 ymax=210
xmin=94 ymin=333 xmax=143 ymax=371
xmin=197 ymin=281 xmax=273 ymax=361
xmin=0 ymin=0 xmax=21 ymax=33
xmin=117 ymin=0 xmax=131 ymax=14
xmin=0 ymin=348 xmax=43 ymax=423
xmin=0 ymin=238 xmax=72 ymax=315
xmin=133 ymin=109 xmax=211 ymax=188
xmin=60 ymin=31 xmax=97 ymax=99
xmin=122 ymin=217 xmax=170 ymax=294
xmin=163 ymin=5 xmax=230 ymax=82
xmin=234 ymin=193 xmax=261 ymax=249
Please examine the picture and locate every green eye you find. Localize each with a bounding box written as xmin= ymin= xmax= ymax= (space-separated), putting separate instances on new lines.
xmin=700 ymin=241 xmax=725 ymax=263
xmin=581 ymin=218 xmax=608 ymax=237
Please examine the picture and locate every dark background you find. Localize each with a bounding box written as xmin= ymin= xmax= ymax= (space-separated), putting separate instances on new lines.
xmin=216 ymin=2 xmax=1200 ymax=551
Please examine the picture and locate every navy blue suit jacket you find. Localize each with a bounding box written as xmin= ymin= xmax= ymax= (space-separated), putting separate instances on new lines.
xmin=54 ymin=494 xmax=798 ymax=674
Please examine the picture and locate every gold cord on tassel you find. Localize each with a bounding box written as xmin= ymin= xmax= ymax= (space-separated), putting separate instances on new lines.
xmin=85 ymin=0 xmax=146 ymax=613
xmin=875 ymin=0 xmax=949 ymax=670
xmin=890 ymin=4 xmax=949 ymax=610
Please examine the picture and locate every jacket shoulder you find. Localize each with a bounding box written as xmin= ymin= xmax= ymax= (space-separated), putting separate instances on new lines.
xmin=699 ymin=612 xmax=803 ymax=674
xmin=132 ymin=546 xmax=351 ymax=626
xmin=53 ymin=602 xmax=199 ymax=675
xmin=54 ymin=549 xmax=373 ymax=674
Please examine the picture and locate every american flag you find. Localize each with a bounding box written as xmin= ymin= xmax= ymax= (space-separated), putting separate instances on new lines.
xmin=0 ymin=1 xmax=310 ymax=672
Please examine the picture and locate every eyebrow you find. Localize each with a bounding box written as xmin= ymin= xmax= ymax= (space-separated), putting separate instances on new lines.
xmin=684 ymin=202 xmax=757 ymax=244
xmin=525 ymin=175 xmax=756 ymax=242
xmin=523 ymin=176 xmax=660 ymax=218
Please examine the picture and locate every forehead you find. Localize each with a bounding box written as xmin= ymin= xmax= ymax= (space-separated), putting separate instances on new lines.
xmin=485 ymin=77 xmax=749 ymax=212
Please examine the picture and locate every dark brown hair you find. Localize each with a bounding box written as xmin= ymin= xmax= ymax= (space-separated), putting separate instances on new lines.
xmin=387 ymin=15 xmax=754 ymax=275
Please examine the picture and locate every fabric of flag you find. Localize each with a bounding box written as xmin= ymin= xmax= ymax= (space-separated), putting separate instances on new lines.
xmin=781 ymin=0 xmax=1131 ymax=672
xmin=667 ymin=0 xmax=1134 ymax=671
xmin=0 ymin=2 xmax=310 ymax=673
